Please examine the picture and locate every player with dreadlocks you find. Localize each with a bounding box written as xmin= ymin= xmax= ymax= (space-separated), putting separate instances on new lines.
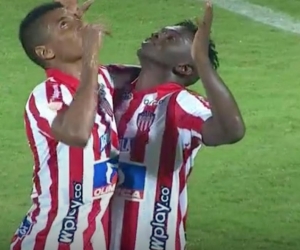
xmin=109 ymin=2 xmax=245 ymax=250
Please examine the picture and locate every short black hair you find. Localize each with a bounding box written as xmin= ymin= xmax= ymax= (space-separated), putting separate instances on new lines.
xmin=175 ymin=20 xmax=220 ymax=70
xmin=19 ymin=2 xmax=63 ymax=68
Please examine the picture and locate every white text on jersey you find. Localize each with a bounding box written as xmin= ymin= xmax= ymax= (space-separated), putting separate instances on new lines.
xmin=150 ymin=186 xmax=172 ymax=249
xmin=58 ymin=182 xmax=83 ymax=243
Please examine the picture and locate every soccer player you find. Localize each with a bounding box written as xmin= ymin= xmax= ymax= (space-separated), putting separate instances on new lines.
xmin=110 ymin=2 xmax=245 ymax=250
xmin=10 ymin=2 xmax=119 ymax=250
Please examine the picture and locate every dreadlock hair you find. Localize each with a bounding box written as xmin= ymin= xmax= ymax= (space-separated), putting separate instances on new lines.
xmin=19 ymin=2 xmax=63 ymax=68
xmin=175 ymin=19 xmax=220 ymax=70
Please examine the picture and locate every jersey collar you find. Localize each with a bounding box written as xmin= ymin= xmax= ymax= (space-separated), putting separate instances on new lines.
xmin=132 ymin=81 xmax=185 ymax=95
xmin=46 ymin=68 xmax=79 ymax=90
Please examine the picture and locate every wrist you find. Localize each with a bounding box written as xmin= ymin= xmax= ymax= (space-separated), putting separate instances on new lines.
xmin=195 ymin=58 xmax=213 ymax=72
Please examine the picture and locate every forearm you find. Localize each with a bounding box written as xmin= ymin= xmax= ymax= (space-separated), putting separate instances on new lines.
xmin=106 ymin=64 xmax=141 ymax=89
xmin=52 ymin=62 xmax=98 ymax=147
xmin=196 ymin=59 xmax=245 ymax=141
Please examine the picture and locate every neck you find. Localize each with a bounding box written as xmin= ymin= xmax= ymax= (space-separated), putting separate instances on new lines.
xmin=135 ymin=60 xmax=177 ymax=91
xmin=48 ymin=59 xmax=82 ymax=79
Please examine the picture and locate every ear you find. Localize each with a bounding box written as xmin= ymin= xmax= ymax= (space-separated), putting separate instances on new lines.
xmin=172 ymin=64 xmax=194 ymax=77
xmin=35 ymin=45 xmax=55 ymax=61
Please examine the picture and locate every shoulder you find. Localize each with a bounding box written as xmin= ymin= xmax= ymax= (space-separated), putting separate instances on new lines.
xmin=27 ymin=78 xmax=72 ymax=107
xmin=104 ymin=64 xmax=140 ymax=89
xmin=173 ymin=89 xmax=211 ymax=120
xmin=98 ymin=65 xmax=114 ymax=89
xmin=175 ymin=89 xmax=209 ymax=108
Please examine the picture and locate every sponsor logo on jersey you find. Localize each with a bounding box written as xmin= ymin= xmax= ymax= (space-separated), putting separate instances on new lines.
xmin=115 ymin=162 xmax=146 ymax=201
xmin=58 ymin=182 xmax=83 ymax=244
xmin=100 ymin=132 xmax=111 ymax=152
xmin=17 ymin=215 xmax=33 ymax=239
xmin=93 ymin=158 xmax=118 ymax=198
xmin=144 ymin=99 xmax=164 ymax=106
xmin=149 ymin=186 xmax=172 ymax=250
xmin=119 ymin=138 xmax=133 ymax=152
xmin=137 ymin=111 xmax=155 ymax=131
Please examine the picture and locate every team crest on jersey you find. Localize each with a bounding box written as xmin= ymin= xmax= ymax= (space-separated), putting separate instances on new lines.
xmin=98 ymin=83 xmax=113 ymax=117
xmin=137 ymin=111 xmax=155 ymax=131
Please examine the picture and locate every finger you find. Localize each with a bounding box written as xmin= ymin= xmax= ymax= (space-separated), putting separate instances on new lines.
xmin=92 ymin=18 xmax=111 ymax=36
xmin=80 ymin=0 xmax=94 ymax=13
xmin=202 ymin=0 xmax=213 ymax=35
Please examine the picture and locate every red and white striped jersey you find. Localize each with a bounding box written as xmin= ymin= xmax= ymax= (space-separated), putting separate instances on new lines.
xmin=110 ymin=82 xmax=212 ymax=250
xmin=11 ymin=67 xmax=118 ymax=250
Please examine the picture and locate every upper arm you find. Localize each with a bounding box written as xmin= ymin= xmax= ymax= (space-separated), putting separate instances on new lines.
xmin=175 ymin=91 xmax=212 ymax=141
xmin=105 ymin=64 xmax=141 ymax=89
xmin=176 ymin=91 xmax=237 ymax=146
xmin=25 ymin=83 xmax=72 ymax=140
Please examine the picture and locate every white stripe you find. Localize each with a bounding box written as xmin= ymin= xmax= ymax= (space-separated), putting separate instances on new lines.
xmin=211 ymin=0 xmax=300 ymax=34
xmin=44 ymin=143 xmax=70 ymax=249
xmin=110 ymin=198 xmax=125 ymax=250
xmin=91 ymin=199 xmax=110 ymax=249
xmin=20 ymin=108 xmax=52 ymax=249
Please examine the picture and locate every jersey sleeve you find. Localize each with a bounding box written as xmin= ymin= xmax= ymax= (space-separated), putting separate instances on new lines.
xmin=104 ymin=64 xmax=140 ymax=89
xmin=25 ymin=82 xmax=72 ymax=139
xmin=175 ymin=90 xmax=212 ymax=140
xmin=99 ymin=66 xmax=115 ymax=90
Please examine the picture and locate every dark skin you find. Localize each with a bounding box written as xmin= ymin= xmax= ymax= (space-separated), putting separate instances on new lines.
xmin=36 ymin=7 xmax=104 ymax=147
xmin=54 ymin=0 xmax=245 ymax=146
xmin=112 ymin=2 xmax=245 ymax=146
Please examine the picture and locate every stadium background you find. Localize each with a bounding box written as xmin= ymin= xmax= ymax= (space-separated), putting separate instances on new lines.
xmin=0 ymin=0 xmax=300 ymax=249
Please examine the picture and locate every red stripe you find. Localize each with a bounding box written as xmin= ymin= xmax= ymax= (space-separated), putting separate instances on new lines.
xmin=98 ymin=67 xmax=114 ymax=158
xmin=101 ymin=203 xmax=111 ymax=249
xmin=57 ymin=145 xmax=84 ymax=250
xmin=92 ymin=123 xmax=101 ymax=160
xmin=130 ymin=91 xmax=165 ymax=162
xmin=130 ymin=104 xmax=156 ymax=162
xmin=11 ymin=199 xmax=41 ymax=250
xmin=117 ymin=94 xmax=144 ymax=250
xmin=153 ymin=93 xmax=179 ymax=246
xmin=175 ymin=164 xmax=186 ymax=250
xmin=82 ymin=202 xmax=101 ymax=250
xmin=120 ymin=201 xmax=140 ymax=249
xmin=118 ymin=94 xmax=143 ymax=138
xmin=174 ymin=98 xmax=203 ymax=249
xmin=28 ymin=95 xmax=52 ymax=137
xmin=110 ymin=130 xmax=119 ymax=152
xmin=24 ymin=111 xmax=42 ymax=201
xmin=99 ymin=67 xmax=114 ymax=95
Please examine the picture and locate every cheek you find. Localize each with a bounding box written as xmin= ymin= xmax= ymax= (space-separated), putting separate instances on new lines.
xmin=61 ymin=31 xmax=82 ymax=46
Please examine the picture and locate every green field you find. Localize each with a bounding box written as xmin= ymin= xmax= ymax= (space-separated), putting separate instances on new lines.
xmin=1 ymin=0 xmax=300 ymax=249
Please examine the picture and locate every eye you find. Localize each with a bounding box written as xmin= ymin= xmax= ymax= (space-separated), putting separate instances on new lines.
xmin=60 ymin=20 xmax=68 ymax=29
xmin=151 ymin=33 xmax=159 ymax=39
xmin=167 ymin=35 xmax=175 ymax=41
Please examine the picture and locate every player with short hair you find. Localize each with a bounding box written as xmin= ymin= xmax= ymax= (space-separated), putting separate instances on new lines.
xmin=110 ymin=2 xmax=245 ymax=250
xmin=10 ymin=2 xmax=119 ymax=250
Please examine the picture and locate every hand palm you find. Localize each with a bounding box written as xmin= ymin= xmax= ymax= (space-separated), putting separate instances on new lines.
xmin=191 ymin=1 xmax=213 ymax=61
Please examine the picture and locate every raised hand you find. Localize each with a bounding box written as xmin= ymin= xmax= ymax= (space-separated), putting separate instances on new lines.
xmin=191 ymin=0 xmax=213 ymax=62
xmin=82 ymin=24 xmax=103 ymax=67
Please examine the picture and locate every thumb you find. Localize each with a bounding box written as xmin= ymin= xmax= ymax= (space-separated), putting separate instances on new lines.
xmin=80 ymin=0 xmax=94 ymax=13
